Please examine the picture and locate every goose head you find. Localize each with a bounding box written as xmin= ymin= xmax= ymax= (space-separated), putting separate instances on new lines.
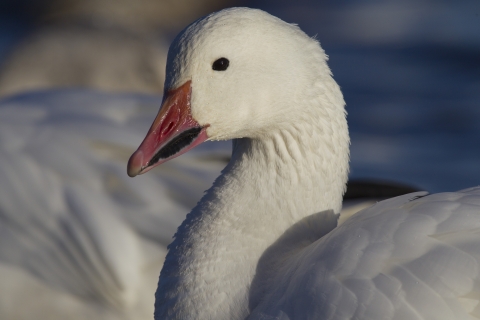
xmin=127 ymin=7 xmax=345 ymax=177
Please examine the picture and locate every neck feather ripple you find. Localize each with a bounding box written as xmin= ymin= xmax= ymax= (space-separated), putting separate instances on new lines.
xmin=154 ymin=104 xmax=349 ymax=319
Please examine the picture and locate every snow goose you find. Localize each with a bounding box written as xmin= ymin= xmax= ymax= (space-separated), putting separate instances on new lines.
xmin=128 ymin=7 xmax=480 ymax=320
xmin=0 ymin=90 xmax=229 ymax=319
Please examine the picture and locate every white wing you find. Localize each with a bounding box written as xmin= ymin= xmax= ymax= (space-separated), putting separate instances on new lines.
xmin=251 ymin=188 xmax=480 ymax=320
xmin=0 ymin=90 xmax=230 ymax=319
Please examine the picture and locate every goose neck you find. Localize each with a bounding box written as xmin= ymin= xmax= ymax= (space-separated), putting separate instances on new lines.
xmin=155 ymin=119 xmax=349 ymax=319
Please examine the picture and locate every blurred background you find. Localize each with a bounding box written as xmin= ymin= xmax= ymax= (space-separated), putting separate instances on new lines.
xmin=0 ymin=0 xmax=479 ymax=319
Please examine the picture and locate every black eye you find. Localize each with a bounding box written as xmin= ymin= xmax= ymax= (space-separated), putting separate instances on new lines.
xmin=212 ymin=58 xmax=229 ymax=71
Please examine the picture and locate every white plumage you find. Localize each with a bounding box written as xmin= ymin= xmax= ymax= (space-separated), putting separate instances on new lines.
xmin=0 ymin=90 xmax=229 ymax=319
xmin=250 ymin=188 xmax=480 ymax=319
xmin=122 ymin=8 xmax=480 ymax=319
xmin=0 ymin=91 xmax=392 ymax=320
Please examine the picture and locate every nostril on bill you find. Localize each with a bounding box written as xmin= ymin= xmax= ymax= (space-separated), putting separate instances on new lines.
xmin=163 ymin=122 xmax=175 ymax=136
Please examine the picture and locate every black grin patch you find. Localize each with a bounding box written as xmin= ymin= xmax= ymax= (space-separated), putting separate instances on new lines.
xmin=147 ymin=127 xmax=202 ymax=167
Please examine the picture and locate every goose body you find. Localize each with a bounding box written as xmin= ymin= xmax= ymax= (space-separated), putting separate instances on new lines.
xmin=125 ymin=7 xmax=480 ymax=320
xmin=0 ymin=90 xmax=229 ymax=319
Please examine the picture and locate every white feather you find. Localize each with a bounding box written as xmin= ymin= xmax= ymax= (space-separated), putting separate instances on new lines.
xmin=0 ymin=90 xmax=229 ymax=319
xmin=147 ymin=8 xmax=480 ymax=320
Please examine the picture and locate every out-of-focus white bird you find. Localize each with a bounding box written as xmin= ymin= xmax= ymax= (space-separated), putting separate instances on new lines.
xmin=0 ymin=89 xmax=229 ymax=319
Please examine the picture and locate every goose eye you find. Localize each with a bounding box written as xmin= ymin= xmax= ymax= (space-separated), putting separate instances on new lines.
xmin=212 ymin=58 xmax=229 ymax=71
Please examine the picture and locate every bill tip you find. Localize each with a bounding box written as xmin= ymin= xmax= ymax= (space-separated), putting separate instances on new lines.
xmin=127 ymin=150 xmax=144 ymax=177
